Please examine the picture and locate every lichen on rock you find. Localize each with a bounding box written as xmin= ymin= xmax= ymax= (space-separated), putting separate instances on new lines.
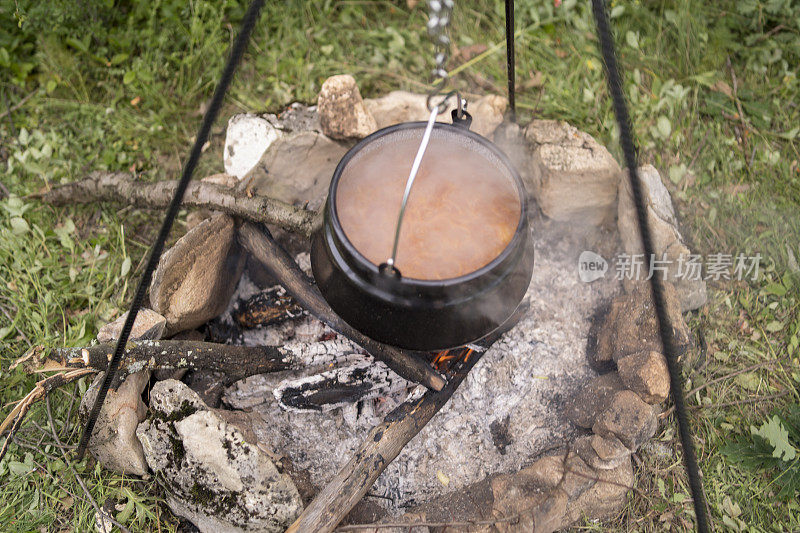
xmin=136 ymin=380 xmax=303 ymax=533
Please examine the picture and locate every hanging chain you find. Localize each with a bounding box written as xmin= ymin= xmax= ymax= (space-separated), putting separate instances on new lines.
xmin=426 ymin=0 xmax=457 ymax=113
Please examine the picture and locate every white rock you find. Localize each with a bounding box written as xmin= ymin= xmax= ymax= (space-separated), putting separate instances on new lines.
xmin=137 ymin=380 xmax=303 ymax=533
xmin=224 ymin=114 xmax=281 ymax=180
xmin=617 ymin=165 xmax=707 ymax=311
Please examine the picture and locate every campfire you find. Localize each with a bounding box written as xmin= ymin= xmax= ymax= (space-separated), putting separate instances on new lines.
xmin=3 ymin=75 xmax=703 ymax=532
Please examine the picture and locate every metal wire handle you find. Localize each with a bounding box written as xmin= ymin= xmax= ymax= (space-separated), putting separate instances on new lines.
xmin=381 ymin=93 xmax=464 ymax=277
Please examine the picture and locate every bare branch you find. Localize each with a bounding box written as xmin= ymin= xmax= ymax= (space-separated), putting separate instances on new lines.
xmin=33 ymin=171 xmax=318 ymax=237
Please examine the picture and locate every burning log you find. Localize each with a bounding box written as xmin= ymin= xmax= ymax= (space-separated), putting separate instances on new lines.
xmin=238 ymin=222 xmax=446 ymax=391
xmin=274 ymin=359 xmax=410 ymax=412
xmin=285 ymin=303 xmax=527 ymax=533
xmin=233 ymin=285 xmax=305 ymax=329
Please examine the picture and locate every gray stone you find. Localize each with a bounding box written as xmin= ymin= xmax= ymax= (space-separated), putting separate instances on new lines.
xmin=617 ymin=164 xmax=707 ymax=311
xmin=593 ymin=390 xmax=658 ymax=451
xmin=317 ymin=74 xmax=377 ymax=140
xmin=79 ymin=370 xmax=150 ymax=476
xmin=575 ymin=434 xmax=630 ymax=471
xmin=617 ymin=350 xmax=670 ymax=403
xmin=96 ymin=308 xmax=166 ymax=344
xmin=224 ymin=114 xmax=281 ymax=179
xmin=558 ymin=457 xmax=633 ymax=528
xmin=137 ymin=380 xmax=303 ymax=533
xmin=491 ymin=463 xmax=568 ymax=533
xmin=523 ymin=119 xmax=621 ymax=226
xmin=149 ymin=213 xmax=246 ymax=335
xmin=363 ymin=91 xmax=507 ymax=138
xmin=591 ymin=281 xmax=691 ymax=365
xmin=564 ymin=372 xmax=625 ymax=429
xmin=245 ymin=129 xmax=349 ymax=211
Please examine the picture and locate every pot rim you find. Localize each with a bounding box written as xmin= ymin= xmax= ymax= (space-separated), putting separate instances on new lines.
xmin=328 ymin=121 xmax=528 ymax=288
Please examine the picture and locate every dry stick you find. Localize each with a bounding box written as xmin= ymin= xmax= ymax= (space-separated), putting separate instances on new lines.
xmin=238 ymin=221 xmax=446 ymax=391
xmin=34 ymin=171 xmax=318 ymax=238
xmin=28 ymin=340 xmax=306 ymax=383
xmin=0 ymin=368 xmax=96 ymax=462
xmin=286 ymin=350 xmax=483 ymax=533
xmin=0 ymin=89 xmax=35 ymax=121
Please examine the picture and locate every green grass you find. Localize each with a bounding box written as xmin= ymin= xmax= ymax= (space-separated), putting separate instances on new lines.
xmin=1 ymin=0 xmax=799 ymax=530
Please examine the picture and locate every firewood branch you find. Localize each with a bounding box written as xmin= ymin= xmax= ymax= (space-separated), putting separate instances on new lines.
xmin=0 ymin=368 xmax=96 ymax=462
xmin=33 ymin=171 xmax=318 ymax=237
xmin=286 ymin=350 xmax=483 ymax=533
xmin=13 ymin=340 xmax=318 ymax=383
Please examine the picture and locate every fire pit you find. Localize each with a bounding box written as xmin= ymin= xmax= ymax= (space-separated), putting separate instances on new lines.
xmin=25 ymin=81 xmax=702 ymax=532
xmin=225 ymin=224 xmax=618 ymax=511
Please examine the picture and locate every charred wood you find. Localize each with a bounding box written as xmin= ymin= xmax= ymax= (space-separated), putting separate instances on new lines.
xmin=233 ymin=285 xmax=305 ymax=329
xmin=274 ymin=360 xmax=410 ymax=412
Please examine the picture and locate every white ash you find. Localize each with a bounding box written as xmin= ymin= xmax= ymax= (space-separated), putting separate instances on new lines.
xmin=220 ymin=226 xmax=620 ymax=512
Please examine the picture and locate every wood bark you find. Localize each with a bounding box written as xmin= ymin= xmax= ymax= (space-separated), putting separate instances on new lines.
xmin=35 ymin=171 xmax=318 ymax=237
xmin=233 ymin=285 xmax=304 ymax=328
xmin=238 ymin=222 xmax=446 ymax=391
xmin=23 ymin=340 xmax=328 ymax=385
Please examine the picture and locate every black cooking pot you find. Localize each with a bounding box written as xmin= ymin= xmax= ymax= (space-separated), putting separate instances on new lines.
xmin=311 ymin=118 xmax=533 ymax=351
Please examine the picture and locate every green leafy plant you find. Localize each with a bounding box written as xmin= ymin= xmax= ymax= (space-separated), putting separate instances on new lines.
xmin=721 ymin=404 xmax=800 ymax=499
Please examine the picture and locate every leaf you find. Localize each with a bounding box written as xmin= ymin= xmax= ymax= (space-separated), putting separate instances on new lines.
xmin=120 ymin=257 xmax=132 ymax=277
xmin=625 ymin=31 xmax=639 ymax=50
xmin=669 ymin=164 xmax=687 ymax=184
xmin=754 ymin=416 xmax=797 ymax=461
xmin=8 ymin=460 xmax=34 ymax=476
xmin=609 ymin=5 xmax=625 ymax=18
xmin=110 ymin=53 xmax=129 ymax=65
xmin=736 ymin=372 xmax=760 ymax=390
xmin=766 ymin=320 xmax=785 ymax=332
xmin=657 ymin=116 xmax=672 ymax=138
xmin=711 ymin=80 xmax=733 ymax=98
xmin=10 ymin=216 xmax=29 ymax=235
xmin=764 ymin=283 xmax=787 ymax=296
